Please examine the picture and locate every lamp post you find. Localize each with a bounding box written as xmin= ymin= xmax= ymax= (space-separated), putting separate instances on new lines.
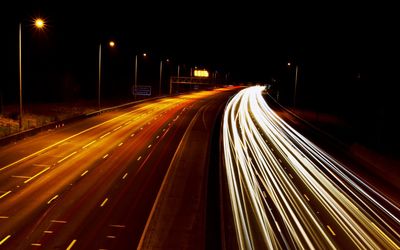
xmin=98 ymin=41 xmax=115 ymax=110
xmin=288 ymin=62 xmax=299 ymax=107
xmin=18 ymin=18 xmax=46 ymax=130
xmin=98 ymin=44 xmax=102 ymax=110
xmin=159 ymin=60 xmax=163 ymax=96
xmin=134 ymin=54 xmax=137 ymax=100
xmin=159 ymin=58 xmax=170 ymax=96
xmin=134 ymin=53 xmax=147 ymax=100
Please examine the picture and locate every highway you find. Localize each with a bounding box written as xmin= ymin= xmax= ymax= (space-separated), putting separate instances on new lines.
xmin=0 ymin=86 xmax=239 ymax=249
xmin=222 ymin=86 xmax=400 ymax=249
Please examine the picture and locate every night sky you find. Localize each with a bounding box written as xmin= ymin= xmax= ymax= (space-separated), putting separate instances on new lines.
xmin=1 ymin=1 xmax=399 ymax=152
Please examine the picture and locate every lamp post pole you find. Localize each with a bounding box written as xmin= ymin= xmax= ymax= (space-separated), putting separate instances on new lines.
xmin=18 ymin=18 xmax=45 ymax=130
xmin=294 ymin=65 xmax=298 ymax=108
xmin=159 ymin=60 xmax=163 ymax=96
xmin=288 ymin=62 xmax=299 ymax=108
xmin=19 ymin=23 xmax=23 ymax=129
xmin=97 ymin=41 xmax=115 ymax=110
xmin=134 ymin=54 xmax=138 ymax=100
xmin=98 ymin=44 xmax=102 ymax=110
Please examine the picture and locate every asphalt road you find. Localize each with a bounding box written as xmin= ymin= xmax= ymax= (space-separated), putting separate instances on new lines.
xmin=222 ymin=86 xmax=400 ymax=249
xmin=0 ymin=87 xmax=240 ymax=249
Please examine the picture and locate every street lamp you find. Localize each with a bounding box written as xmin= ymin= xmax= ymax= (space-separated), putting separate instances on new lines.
xmin=18 ymin=18 xmax=46 ymax=130
xmin=98 ymin=40 xmax=116 ymax=110
xmin=134 ymin=52 xmax=147 ymax=100
xmin=288 ymin=62 xmax=299 ymax=107
xmin=159 ymin=58 xmax=170 ymax=96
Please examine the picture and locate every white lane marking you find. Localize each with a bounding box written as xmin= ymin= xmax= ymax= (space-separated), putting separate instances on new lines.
xmin=137 ymin=156 xmax=142 ymax=161
xmin=147 ymin=144 xmax=152 ymax=148
xmin=47 ymin=195 xmax=59 ymax=204
xmin=57 ymin=152 xmax=77 ymax=164
xmin=304 ymin=194 xmax=310 ymax=201
xmin=100 ymin=132 xmax=111 ymax=139
xmin=82 ymin=140 xmax=97 ymax=149
xmin=118 ymin=142 xmax=123 ymax=147
xmin=0 ymin=235 xmax=11 ymax=245
xmin=113 ymin=126 xmax=122 ymax=132
xmin=327 ymin=225 xmax=336 ymax=236
xmin=33 ymin=164 xmax=51 ymax=167
xmin=1 ymin=109 xmax=137 ymax=172
xmin=156 ymin=135 xmax=159 ymax=139
xmin=0 ymin=216 xmax=9 ymax=219
xmin=11 ymin=175 xmax=30 ymax=179
xmin=31 ymin=243 xmax=41 ymax=246
xmin=50 ymin=220 xmax=67 ymax=223
xmin=66 ymin=239 xmax=77 ymax=250
xmin=24 ymin=167 xmax=50 ymax=184
xmin=44 ymin=231 xmax=53 ymax=234
xmin=103 ymin=154 xmax=109 ymax=159
xmin=122 ymin=173 xmax=128 ymax=179
xmin=24 ymin=167 xmax=50 ymax=183
xmin=106 ymin=236 xmax=116 ymax=239
xmin=81 ymin=170 xmax=89 ymax=177
xmin=130 ymin=133 xmax=135 ymax=137
xmin=100 ymin=198 xmax=108 ymax=207
xmin=0 ymin=191 xmax=12 ymax=199
xmin=109 ymin=224 xmax=126 ymax=228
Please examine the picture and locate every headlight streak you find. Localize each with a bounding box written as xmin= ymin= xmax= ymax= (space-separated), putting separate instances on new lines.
xmin=260 ymin=95 xmax=400 ymax=230
xmin=222 ymin=86 xmax=400 ymax=249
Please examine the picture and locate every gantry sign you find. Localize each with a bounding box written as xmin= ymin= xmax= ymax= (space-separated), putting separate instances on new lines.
xmin=169 ymin=76 xmax=216 ymax=94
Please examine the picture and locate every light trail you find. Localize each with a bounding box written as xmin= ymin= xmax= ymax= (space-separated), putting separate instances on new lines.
xmin=222 ymin=86 xmax=400 ymax=249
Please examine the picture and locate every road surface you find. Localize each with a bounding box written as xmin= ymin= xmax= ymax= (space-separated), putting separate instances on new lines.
xmin=0 ymin=86 xmax=240 ymax=249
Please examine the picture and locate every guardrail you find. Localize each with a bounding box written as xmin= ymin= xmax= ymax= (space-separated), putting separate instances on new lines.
xmin=0 ymin=96 xmax=164 ymax=147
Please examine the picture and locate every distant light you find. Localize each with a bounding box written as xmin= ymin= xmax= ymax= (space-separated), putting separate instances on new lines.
xmin=34 ymin=18 xmax=45 ymax=29
xmin=287 ymin=62 xmax=291 ymax=66
xmin=109 ymin=41 xmax=115 ymax=47
xmin=143 ymin=53 xmax=147 ymax=57
xmin=194 ymin=69 xmax=209 ymax=77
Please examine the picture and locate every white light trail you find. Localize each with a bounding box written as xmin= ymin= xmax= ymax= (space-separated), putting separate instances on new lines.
xmin=222 ymin=86 xmax=400 ymax=249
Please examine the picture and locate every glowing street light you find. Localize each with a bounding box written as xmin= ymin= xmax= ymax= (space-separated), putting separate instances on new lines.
xmin=18 ymin=18 xmax=46 ymax=130
xmin=34 ymin=18 xmax=45 ymax=29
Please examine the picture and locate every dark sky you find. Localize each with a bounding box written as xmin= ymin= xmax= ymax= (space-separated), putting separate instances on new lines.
xmin=1 ymin=1 xmax=399 ymax=152
xmin=1 ymin=1 xmax=398 ymax=98
xmin=3 ymin=1 xmax=398 ymax=76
